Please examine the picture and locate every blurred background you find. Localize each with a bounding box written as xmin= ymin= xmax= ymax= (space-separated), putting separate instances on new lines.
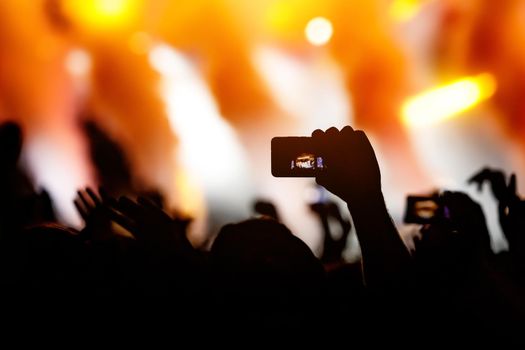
xmin=1 ymin=0 xmax=525 ymax=255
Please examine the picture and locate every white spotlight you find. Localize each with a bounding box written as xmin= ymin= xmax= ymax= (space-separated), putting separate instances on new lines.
xmin=305 ymin=17 xmax=333 ymax=46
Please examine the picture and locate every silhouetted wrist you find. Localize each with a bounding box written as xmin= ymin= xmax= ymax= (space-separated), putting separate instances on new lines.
xmin=344 ymin=188 xmax=384 ymax=210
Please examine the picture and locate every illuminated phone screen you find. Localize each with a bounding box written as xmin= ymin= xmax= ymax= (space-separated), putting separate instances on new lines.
xmin=272 ymin=137 xmax=324 ymax=177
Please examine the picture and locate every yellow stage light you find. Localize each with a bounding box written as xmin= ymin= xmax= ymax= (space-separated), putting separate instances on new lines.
xmin=390 ymin=0 xmax=424 ymax=22
xmin=63 ymin=0 xmax=139 ymax=32
xmin=402 ymin=73 xmax=496 ymax=127
xmin=305 ymin=17 xmax=333 ymax=46
xmin=266 ymin=1 xmax=297 ymax=31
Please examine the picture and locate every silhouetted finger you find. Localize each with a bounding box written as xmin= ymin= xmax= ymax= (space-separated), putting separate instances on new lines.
xmin=340 ymin=125 xmax=354 ymax=136
xmin=98 ymin=187 xmax=109 ymax=202
xmin=99 ymin=187 xmax=118 ymax=207
xmin=107 ymin=208 xmax=140 ymax=239
xmin=325 ymin=127 xmax=339 ymax=138
xmin=467 ymin=168 xmax=491 ymax=183
xmin=138 ymin=196 xmax=161 ymax=209
xmin=86 ymin=187 xmax=102 ymax=206
xmin=74 ymin=199 xmax=89 ymax=221
xmin=354 ymin=130 xmax=376 ymax=155
xmin=117 ymin=196 xmax=143 ymax=220
xmin=311 ymin=129 xmax=324 ymax=138
xmin=469 ymin=176 xmax=484 ymax=191
xmin=137 ymin=196 xmax=171 ymax=220
xmin=77 ymin=190 xmax=93 ymax=210
xmin=311 ymin=129 xmax=326 ymax=152
xmin=467 ymin=174 xmax=478 ymax=184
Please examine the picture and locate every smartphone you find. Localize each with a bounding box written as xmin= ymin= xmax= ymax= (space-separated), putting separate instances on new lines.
xmin=403 ymin=195 xmax=441 ymax=224
xmin=271 ymin=137 xmax=324 ymax=177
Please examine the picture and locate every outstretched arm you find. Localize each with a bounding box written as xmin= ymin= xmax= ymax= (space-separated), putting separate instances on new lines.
xmin=312 ymin=126 xmax=411 ymax=288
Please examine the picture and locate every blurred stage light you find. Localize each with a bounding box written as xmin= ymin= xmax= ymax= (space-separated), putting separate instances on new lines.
xmin=402 ymin=73 xmax=496 ymax=127
xmin=305 ymin=17 xmax=333 ymax=46
xmin=149 ymin=44 xmax=252 ymax=216
xmin=149 ymin=45 xmax=179 ymax=76
xmin=65 ymin=49 xmax=92 ymax=77
xmin=25 ymin=134 xmax=93 ymax=227
xmin=63 ymin=0 xmax=139 ymax=32
xmin=390 ymin=0 xmax=424 ymax=22
xmin=266 ymin=0 xmax=296 ymax=31
xmin=254 ymin=46 xmax=351 ymax=130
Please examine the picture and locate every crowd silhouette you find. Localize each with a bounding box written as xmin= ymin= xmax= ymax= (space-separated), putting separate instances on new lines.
xmin=0 ymin=121 xmax=523 ymax=342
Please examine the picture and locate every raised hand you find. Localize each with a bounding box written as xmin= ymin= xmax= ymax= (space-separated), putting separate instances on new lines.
xmin=109 ymin=195 xmax=193 ymax=254
xmin=312 ymin=126 xmax=381 ymax=206
xmin=74 ymin=187 xmax=115 ymax=242
xmin=309 ymin=201 xmax=351 ymax=264
xmin=468 ymin=167 xmax=516 ymax=202
xmin=468 ymin=168 xmax=523 ymax=242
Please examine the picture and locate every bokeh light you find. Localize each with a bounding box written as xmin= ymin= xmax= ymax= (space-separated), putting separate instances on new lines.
xmin=390 ymin=0 xmax=425 ymax=22
xmin=305 ymin=17 xmax=333 ymax=46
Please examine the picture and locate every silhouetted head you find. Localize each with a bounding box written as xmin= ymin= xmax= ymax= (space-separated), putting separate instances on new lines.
xmin=0 ymin=121 xmax=23 ymax=166
xmin=210 ymin=218 xmax=325 ymax=326
xmin=211 ymin=217 xmax=325 ymax=301
xmin=253 ymin=199 xmax=280 ymax=221
xmin=18 ymin=223 xmax=86 ymax=294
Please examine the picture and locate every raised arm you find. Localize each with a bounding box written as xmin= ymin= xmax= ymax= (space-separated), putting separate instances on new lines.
xmin=312 ymin=126 xmax=411 ymax=288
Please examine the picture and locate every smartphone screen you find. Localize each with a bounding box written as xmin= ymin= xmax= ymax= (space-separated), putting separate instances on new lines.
xmin=271 ymin=137 xmax=324 ymax=177
xmin=403 ymin=195 xmax=440 ymax=224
